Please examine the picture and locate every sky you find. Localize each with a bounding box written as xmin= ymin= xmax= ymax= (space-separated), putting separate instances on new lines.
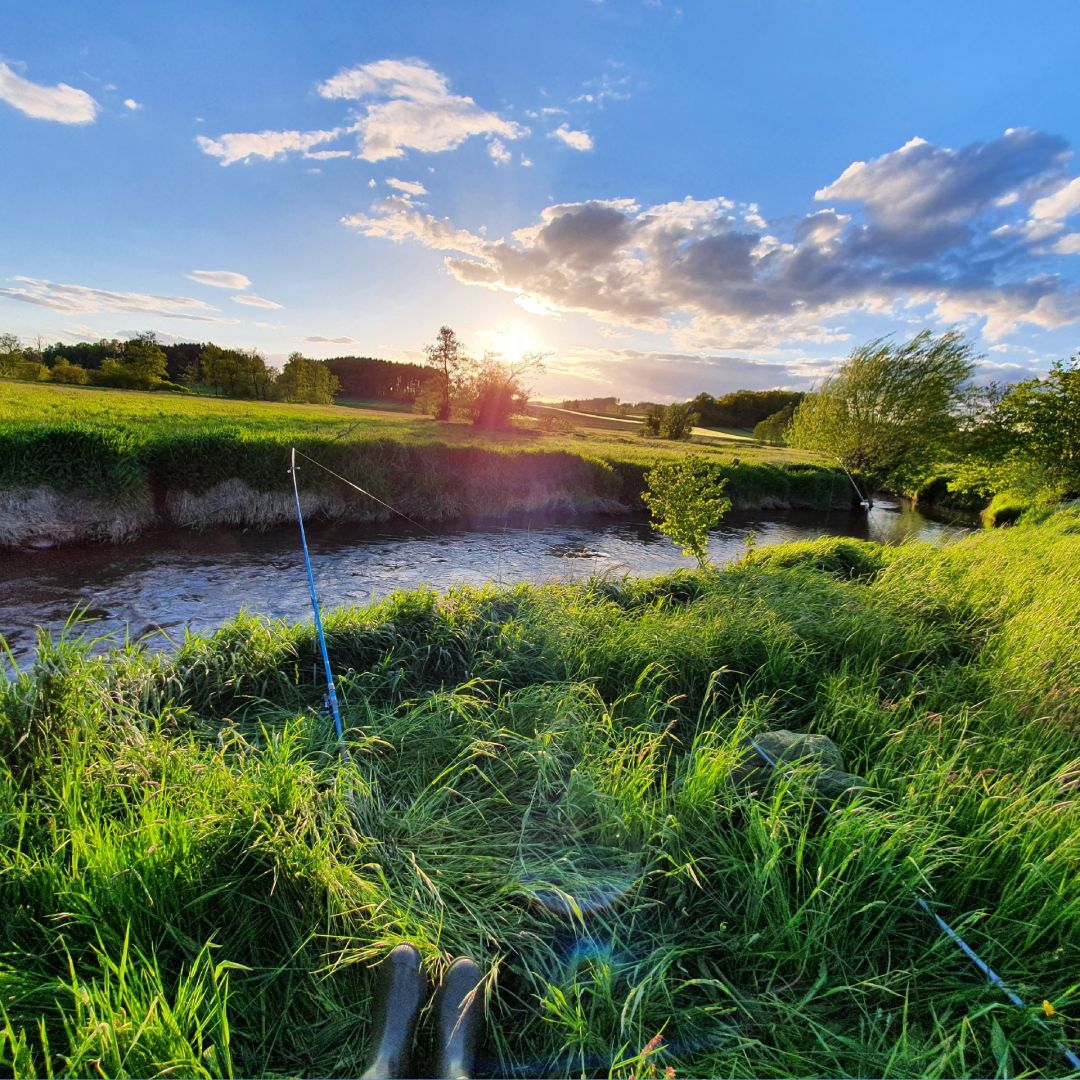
xmin=2 ymin=0 xmax=1080 ymax=401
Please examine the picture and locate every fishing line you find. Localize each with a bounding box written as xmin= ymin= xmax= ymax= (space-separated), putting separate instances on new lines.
xmin=747 ymin=738 xmax=1080 ymax=1072
xmin=292 ymin=447 xmax=437 ymax=535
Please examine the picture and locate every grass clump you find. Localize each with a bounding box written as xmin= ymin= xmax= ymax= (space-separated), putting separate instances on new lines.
xmin=2 ymin=508 xmax=1078 ymax=1077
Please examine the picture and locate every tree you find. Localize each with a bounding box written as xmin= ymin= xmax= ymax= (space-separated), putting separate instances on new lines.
xmin=49 ymin=357 xmax=89 ymax=385
xmin=275 ymin=352 xmax=340 ymax=404
xmin=640 ymin=402 xmax=699 ymax=440
xmin=200 ymin=345 xmax=275 ymax=398
xmin=753 ymin=403 xmax=798 ymax=445
xmin=424 ymin=326 xmax=469 ymax=421
xmin=0 ymin=333 xmax=24 ymax=377
xmin=950 ymin=355 xmax=1080 ymax=502
xmin=458 ymin=351 xmax=545 ymax=428
xmin=642 ymin=456 xmax=732 ymax=568
xmin=788 ymin=330 xmax=976 ymax=492
xmin=121 ymin=332 xmax=169 ymax=388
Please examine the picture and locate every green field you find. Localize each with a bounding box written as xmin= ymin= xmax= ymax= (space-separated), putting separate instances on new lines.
xmin=2 ymin=507 xmax=1078 ymax=1077
xmin=0 ymin=382 xmax=807 ymax=466
xmin=0 ymin=383 xmax=839 ymax=547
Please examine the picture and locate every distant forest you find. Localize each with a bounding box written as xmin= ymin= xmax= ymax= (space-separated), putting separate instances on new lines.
xmin=559 ymin=390 xmax=805 ymax=430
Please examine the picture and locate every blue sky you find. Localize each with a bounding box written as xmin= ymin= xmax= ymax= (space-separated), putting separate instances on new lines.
xmin=2 ymin=0 xmax=1080 ymax=400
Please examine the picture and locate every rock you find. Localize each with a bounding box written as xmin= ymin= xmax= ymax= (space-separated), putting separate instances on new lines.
xmin=734 ymin=729 xmax=868 ymax=805
xmin=813 ymin=767 xmax=869 ymax=806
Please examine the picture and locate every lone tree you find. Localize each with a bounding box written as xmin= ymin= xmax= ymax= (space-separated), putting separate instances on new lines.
xmin=424 ymin=326 xmax=469 ymax=421
xmin=460 ymin=350 xmax=546 ymax=429
xmin=788 ymin=330 xmax=976 ymax=493
xmin=642 ymin=456 xmax=732 ymax=568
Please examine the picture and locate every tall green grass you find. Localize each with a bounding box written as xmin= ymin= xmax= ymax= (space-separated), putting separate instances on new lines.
xmin=2 ymin=508 xmax=1078 ymax=1077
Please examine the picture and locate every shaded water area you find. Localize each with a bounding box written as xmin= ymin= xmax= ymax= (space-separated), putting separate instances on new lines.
xmin=1 ymin=502 xmax=968 ymax=667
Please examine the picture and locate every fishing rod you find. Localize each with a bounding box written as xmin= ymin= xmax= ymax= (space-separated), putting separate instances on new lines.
xmin=289 ymin=446 xmax=347 ymax=760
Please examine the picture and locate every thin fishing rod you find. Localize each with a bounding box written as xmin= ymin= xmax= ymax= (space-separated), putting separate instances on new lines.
xmin=834 ymin=456 xmax=871 ymax=509
xmin=748 ymin=740 xmax=1080 ymax=1072
xmin=289 ymin=447 xmax=347 ymax=759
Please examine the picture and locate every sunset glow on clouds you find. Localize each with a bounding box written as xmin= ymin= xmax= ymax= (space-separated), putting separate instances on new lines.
xmin=2 ymin=3 xmax=1079 ymax=397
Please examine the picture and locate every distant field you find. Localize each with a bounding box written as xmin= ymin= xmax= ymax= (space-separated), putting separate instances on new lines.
xmin=524 ymin=402 xmax=760 ymax=444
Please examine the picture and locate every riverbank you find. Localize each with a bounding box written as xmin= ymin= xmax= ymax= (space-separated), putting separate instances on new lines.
xmin=0 ymin=382 xmax=843 ymax=549
xmin=1 ymin=507 xmax=1077 ymax=1077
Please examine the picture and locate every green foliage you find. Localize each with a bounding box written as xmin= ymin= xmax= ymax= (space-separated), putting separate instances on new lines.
xmin=274 ymin=352 xmax=340 ymax=404
xmin=950 ymin=355 xmax=1080 ymax=505
xmin=753 ymin=402 xmax=797 ymax=445
xmin=457 ymin=354 xmax=541 ymax=429
xmin=199 ymin=344 xmax=275 ymax=399
xmin=640 ymin=402 xmax=699 ymax=440
xmin=642 ymin=455 xmax=732 ymax=566
xmin=47 ymin=358 xmax=89 ymax=385
xmin=789 ymin=330 xmax=976 ymax=492
xmin=690 ymin=388 xmax=804 ymax=429
xmin=2 ymin=510 xmax=1080 ymax=1076
xmin=424 ymin=326 xmax=469 ymax=421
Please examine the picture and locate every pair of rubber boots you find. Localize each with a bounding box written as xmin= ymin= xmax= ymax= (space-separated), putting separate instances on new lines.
xmin=361 ymin=945 xmax=482 ymax=1080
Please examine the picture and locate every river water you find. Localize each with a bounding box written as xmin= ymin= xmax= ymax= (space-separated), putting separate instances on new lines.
xmin=0 ymin=502 xmax=968 ymax=667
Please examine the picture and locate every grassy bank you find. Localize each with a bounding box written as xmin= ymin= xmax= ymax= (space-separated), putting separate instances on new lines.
xmin=2 ymin=508 xmax=1078 ymax=1077
xmin=0 ymin=383 xmax=841 ymax=548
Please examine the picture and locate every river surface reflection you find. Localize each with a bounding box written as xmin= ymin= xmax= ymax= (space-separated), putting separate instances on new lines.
xmin=0 ymin=502 xmax=968 ymax=666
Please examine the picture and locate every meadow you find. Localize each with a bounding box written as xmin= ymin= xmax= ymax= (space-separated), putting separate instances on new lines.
xmin=0 ymin=382 xmax=839 ymax=547
xmin=1 ymin=505 xmax=1078 ymax=1078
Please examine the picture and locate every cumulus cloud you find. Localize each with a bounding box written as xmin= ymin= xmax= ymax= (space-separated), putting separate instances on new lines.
xmin=550 ymin=123 xmax=594 ymax=151
xmin=0 ymin=59 xmax=99 ymax=124
xmin=232 ymin=294 xmax=283 ymax=309
xmin=0 ymin=277 xmax=237 ymax=322
xmin=386 ymin=177 xmax=427 ymax=195
xmin=123 ymin=98 xmax=141 ymax=111
xmin=342 ymin=129 xmax=1080 ymax=346
xmin=488 ymin=138 xmax=511 ymax=165
xmin=186 ymin=269 xmax=252 ymax=290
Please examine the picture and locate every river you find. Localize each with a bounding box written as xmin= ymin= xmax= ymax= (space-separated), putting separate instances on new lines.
xmin=0 ymin=502 xmax=968 ymax=668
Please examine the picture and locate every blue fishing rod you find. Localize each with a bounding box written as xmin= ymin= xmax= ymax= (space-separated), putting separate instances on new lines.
xmin=289 ymin=446 xmax=347 ymax=760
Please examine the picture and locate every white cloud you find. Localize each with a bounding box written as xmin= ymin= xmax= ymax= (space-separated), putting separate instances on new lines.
xmin=0 ymin=276 xmax=237 ymax=322
xmin=305 ymin=335 xmax=362 ymax=344
xmin=305 ymin=149 xmax=352 ymax=160
xmin=1053 ymin=233 xmax=1080 ymax=255
xmin=196 ymin=128 xmax=343 ymax=166
xmin=123 ymin=98 xmax=141 ymax=111
xmin=0 ymin=59 xmax=98 ymax=124
xmin=199 ymin=58 xmax=526 ymax=168
xmin=1030 ymin=176 xmax=1080 ymax=222
xmin=341 ymin=129 xmax=1080 ymax=348
xmin=386 ymin=177 xmax=427 ymax=195
xmin=521 ymin=155 xmax=534 ymax=168
xmin=186 ymin=269 xmax=252 ymax=290
xmin=550 ymin=123 xmax=594 ymax=151
xmin=488 ymin=138 xmax=511 ymax=165
xmin=232 ymin=294 xmax=283 ymax=310
xmin=318 ymin=57 xmax=526 ymax=162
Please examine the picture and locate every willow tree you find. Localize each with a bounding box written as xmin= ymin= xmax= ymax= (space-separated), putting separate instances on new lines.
xmin=788 ymin=330 xmax=976 ymax=493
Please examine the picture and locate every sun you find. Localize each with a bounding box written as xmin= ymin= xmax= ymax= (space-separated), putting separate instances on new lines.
xmin=487 ymin=324 xmax=539 ymax=363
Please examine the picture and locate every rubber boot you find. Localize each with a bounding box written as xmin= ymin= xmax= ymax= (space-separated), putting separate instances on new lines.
xmin=360 ymin=943 xmax=428 ymax=1080
xmin=433 ymin=957 xmax=483 ymax=1080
